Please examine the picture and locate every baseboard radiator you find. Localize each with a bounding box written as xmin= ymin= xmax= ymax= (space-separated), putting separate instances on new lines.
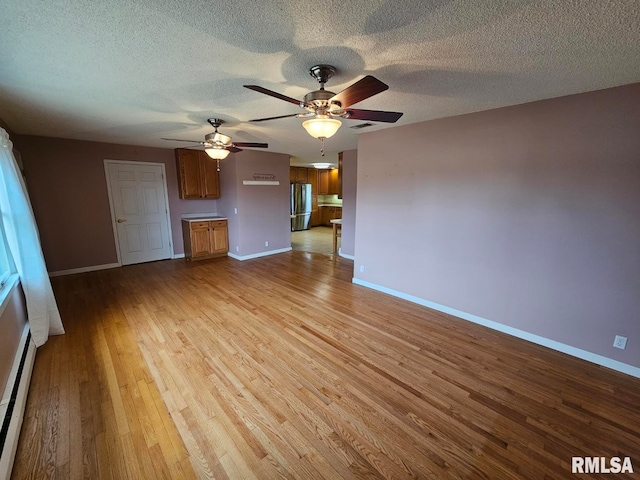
xmin=0 ymin=326 xmax=35 ymax=479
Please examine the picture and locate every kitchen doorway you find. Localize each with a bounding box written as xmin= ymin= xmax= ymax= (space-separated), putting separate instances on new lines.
xmin=291 ymin=226 xmax=337 ymax=255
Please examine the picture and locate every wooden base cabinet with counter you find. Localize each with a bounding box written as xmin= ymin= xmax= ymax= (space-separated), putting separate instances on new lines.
xmin=182 ymin=218 xmax=228 ymax=260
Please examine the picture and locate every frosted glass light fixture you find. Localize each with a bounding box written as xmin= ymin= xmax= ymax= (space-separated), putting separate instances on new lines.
xmin=205 ymin=147 xmax=230 ymax=160
xmin=302 ymin=116 xmax=342 ymax=139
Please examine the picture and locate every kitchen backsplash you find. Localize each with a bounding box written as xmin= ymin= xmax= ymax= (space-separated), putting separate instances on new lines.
xmin=319 ymin=194 xmax=342 ymax=205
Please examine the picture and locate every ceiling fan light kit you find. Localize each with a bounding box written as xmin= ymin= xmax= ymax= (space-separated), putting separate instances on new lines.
xmin=205 ymin=147 xmax=230 ymax=160
xmin=302 ymin=116 xmax=342 ymax=139
xmin=161 ymin=118 xmax=268 ymax=166
xmin=244 ymin=64 xmax=403 ymax=154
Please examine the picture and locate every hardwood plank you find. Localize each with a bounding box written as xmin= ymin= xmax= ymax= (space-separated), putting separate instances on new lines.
xmin=12 ymin=252 xmax=640 ymax=479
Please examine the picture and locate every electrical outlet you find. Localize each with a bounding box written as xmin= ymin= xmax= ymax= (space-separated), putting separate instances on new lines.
xmin=236 ymin=246 xmax=239 ymax=252
xmin=265 ymin=241 xmax=269 ymax=247
xmin=360 ymin=265 xmax=365 ymax=273
xmin=613 ymin=335 xmax=628 ymax=350
xmin=234 ymin=207 xmax=237 ymax=214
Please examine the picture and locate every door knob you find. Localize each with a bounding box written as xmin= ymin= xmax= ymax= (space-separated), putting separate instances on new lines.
xmin=117 ymin=219 xmax=126 ymax=223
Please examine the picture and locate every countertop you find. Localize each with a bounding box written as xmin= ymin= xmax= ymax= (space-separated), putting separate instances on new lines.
xmin=318 ymin=204 xmax=343 ymax=208
xmin=181 ymin=216 xmax=228 ymax=222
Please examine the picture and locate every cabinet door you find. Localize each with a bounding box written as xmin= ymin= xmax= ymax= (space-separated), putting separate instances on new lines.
xmin=310 ymin=194 xmax=319 ymax=227
xmin=329 ymin=168 xmax=339 ymax=195
xmin=320 ymin=206 xmax=328 ymax=225
xmin=211 ymin=222 xmax=229 ymax=254
xmin=318 ymin=170 xmax=329 ymax=194
xmin=290 ymin=167 xmax=297 ymax=183
xmin=295 ymin=167 xmax=308 ymax=183
xmin=201 ymin=155 xmax=220 ymax=198
xmin=307 ymin=168 xmax=318 ymax=191
xmin=176 ymin=149 xmax=202 ymax=199
xmin=190 ymin=223 xmax=212 ymax=258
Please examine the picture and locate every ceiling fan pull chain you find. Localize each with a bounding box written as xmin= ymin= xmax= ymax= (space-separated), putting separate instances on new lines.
xmin=216 ymin=159 xmax=220 ymax=171
xmin=320 ymin=137 xmax=325 ymax=157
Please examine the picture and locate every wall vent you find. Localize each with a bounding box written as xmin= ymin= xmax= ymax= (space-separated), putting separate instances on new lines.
xmin=350 ymin=123 xmax=374 ymax=129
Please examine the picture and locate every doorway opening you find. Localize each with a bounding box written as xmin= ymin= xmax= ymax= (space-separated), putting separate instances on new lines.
xmin=291 ymin=226 xmax=338 ymax=255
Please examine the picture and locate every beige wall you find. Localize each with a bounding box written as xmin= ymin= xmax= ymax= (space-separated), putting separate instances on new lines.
xmin=354 ymin=83 xmax=640 ymax=368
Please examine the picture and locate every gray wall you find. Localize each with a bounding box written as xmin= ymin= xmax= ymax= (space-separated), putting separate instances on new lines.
xmin=354 ymin=83 xmax=640 ymax=368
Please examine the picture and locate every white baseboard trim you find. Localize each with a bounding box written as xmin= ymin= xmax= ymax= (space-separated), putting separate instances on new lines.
xmin=338 ymin=249 xmax=355 ymax=260
xmin=49 ymin=262 xmax=120 ymax=277
xmin=0 ymin=326 xmax=36 ymax=479
xmin=352 ymin=278 xmax=640 ymax=379
xmin=228 ymin=247 xmax=292 ymax=261
xmin=173 ymin=253 xmax=185 ymax=259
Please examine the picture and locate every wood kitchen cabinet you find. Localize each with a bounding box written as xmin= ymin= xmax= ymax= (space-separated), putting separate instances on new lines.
xmin=318 ymin=169 xmax=329 ymax=194
xmin=321 ymin=206 xmax=342 ymax=226
xmin=176 ymin=148 xmax=220 ymax=199
xmin=182 ymin=219 xmax=228 ymax=260
xmin=329 ymin=168 xmax=339 ymax=195
xmin=295 ymin=167 xmax=308 ymax=183
xmin=290 ymin=166 xmax=309 ymax=183
xmin=318 ymin=168 xmax=339 ymax=195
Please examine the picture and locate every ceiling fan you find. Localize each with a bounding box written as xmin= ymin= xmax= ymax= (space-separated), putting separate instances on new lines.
xmin=244 ymin=64 xmax=403 ymax=153
xmin=162 ymin=118 xmax=268 ymax=160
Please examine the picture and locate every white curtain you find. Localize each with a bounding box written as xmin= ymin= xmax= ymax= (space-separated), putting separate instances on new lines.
xmin=0 ymin=128 xmax=64 ymax=346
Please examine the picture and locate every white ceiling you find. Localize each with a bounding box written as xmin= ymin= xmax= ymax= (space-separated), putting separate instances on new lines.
xmin=1 ymin=0 xmax=639 ymax=164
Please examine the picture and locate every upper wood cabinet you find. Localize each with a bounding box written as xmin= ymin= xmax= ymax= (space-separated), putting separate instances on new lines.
xmin=295 ymin=167 xmax=308 ymax=183
xmin=175 ymin=148 xmax=220 ymax=199
xmin=318 ymin=169 xmax=329 ymax=194
xmin=306 ymin=167 xmax=318 ymax=190
xmin=329 ymin=168 xmax=339 ymax=195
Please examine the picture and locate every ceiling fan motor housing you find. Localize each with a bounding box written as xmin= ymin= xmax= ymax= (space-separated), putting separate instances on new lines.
xmin=303 ymin=89 xmax=341 ymax=113
xmin=205 ymin=131 xmax=231 ymax=146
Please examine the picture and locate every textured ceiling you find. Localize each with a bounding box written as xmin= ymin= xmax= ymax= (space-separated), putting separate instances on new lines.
xmin=1 ymin=0 xmax=639 ymax=164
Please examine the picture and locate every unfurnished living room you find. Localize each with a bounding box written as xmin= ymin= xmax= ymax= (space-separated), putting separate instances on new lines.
xmin=1 ymin=1 xmax=639 ymax=479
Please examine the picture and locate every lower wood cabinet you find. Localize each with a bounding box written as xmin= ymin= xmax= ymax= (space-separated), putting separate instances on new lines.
xmin=320 ymin=206 xmax=342 ymax=226
xmin=182 ymin=219 xmax=229 ymax=260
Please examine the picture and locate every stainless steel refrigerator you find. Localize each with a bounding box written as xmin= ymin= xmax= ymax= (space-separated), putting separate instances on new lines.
xmin=290 ymin=183 xmax=312 ymax=231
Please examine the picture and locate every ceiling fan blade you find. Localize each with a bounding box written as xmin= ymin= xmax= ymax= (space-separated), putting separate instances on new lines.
xmin=161 ymin=138 xmax=205 ymax=144
xmin=233 ymin=142 xmax=269 ymax=148
xmin=344 ymin=108 xmax=403 ymax=123
xmin=248 ymin=113 xmax=301 ymax=122
xmin=244 ymin=85 xmax=302 ymax=106
xmin=329 ymin=76 xmax=389 ymax=108
xmin=226 ymin=146 xmax=243 ymax=153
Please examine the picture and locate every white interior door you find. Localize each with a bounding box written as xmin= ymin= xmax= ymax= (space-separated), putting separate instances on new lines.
xmin=106 ymin=161 xmax=172 ymax=265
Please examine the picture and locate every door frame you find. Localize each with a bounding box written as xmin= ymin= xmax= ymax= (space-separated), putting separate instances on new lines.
xmin=103 ymin=159 xmax=174 ymax=266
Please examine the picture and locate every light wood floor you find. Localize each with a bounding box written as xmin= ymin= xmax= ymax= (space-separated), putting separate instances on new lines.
xmin=291 ymin=226 xmax=337 ymax=255
xmin=12 ymin=252 xmax=640 ymax=479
